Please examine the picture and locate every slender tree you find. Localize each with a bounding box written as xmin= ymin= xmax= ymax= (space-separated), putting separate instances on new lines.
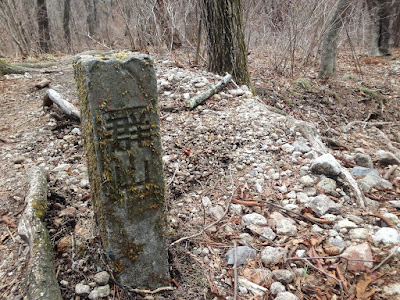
xmin=155 ymin=0 xmax=182 ymax=49
xmin=318 ymin=0 xmax=351 ymax=79
xmin=392 ymin=0 xmax=400 ymax=47
xmin=200 ymin=0 xmax=253 ymax=90
xmin=63 ymin=0 xmax=71 ymax=52
xmin=37 ymin=0 xmax=51 ymax=53
xmin=366 ymin=0 xmax=392 ymax=56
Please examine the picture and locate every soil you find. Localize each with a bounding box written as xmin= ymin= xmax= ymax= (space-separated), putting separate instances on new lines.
xmin=0 ymin=48 xmax=399 ymax=300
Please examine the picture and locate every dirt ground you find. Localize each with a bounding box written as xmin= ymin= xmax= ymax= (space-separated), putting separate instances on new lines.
xmin=0 ymin=48 xmax=400 ymax=300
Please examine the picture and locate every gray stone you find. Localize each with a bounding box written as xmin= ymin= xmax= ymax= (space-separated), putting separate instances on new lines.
xmin=275 ymin=292 xmax=299 ymax=300
xmin=292 ymin=139 xmax=311 ymax=153
xmin=88 ymin=285 xmax=110 ymax=300
xmin=372 ymin=227 xmax=400 ymax=245
xmin=74 ymin=53 xmax=169 ymax=289
xmin=316 ymin=177 xmax=337 ymax=193
xmin=354 ymin=153 xmax=373 ymax=168
xmin=225 ymin=246 xmax=257 ymax=266
xmin=376 ymin=150 xmax=400 ymax=166
xmin=281 ymin=143 xmax=295 ymax=153
xmin=210 ymin=205 xmax=225 ymax=220
xmin=350 ymin=166 xmax=379 ymax=177
xmin=309 ymin=195 xmax=341 ymax=217
xmin=94 ymin=271 xmax=110 ymax=286
xmin=276 ymin=219 xmax=297 ymax=236
xmin=241 ymin=213 xmax=268 ymax=227
xmin=310 ymin=154 xmax=341 ymax=176
xmin=327 ymin=236 xmax=345 ymax=252
xmin=75 ymin=283 xmax=91 ymax=296
xmin=261 ymin=246 xmax=285 ymax=265
xmin=303 ymin=187 xmax=317 ymax=197
xmin=296 ymin=192 xmax=310 ymax=204
xmin=357 ymin=173 xmax=393 ymax=192
xmin=270 ymin=282 xmax=286 ymax=295
xmin=272 ymin=269 xmax=295 ymax=284
xmin=299 ymin=175 xmax=314 ymax=187
xmin=335 ymin=219 xmax=358 ymax=230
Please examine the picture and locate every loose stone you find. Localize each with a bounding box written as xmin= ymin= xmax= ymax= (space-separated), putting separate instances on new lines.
xmin=94 ymin=271 xmax=110 ymax=286
xmin=261 ymin=246 xmax=285 ymax=265
xmin=310 ymin=154 xmax=341 ymax=176
xmin=272 ymin=269 xmax=295 ymax=284
xmin=225 ymin=246 xmax=257 ymax=266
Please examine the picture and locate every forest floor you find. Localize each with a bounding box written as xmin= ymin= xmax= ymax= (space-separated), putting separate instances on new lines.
xmin=0 ymin=48 xmax=400 ymax=300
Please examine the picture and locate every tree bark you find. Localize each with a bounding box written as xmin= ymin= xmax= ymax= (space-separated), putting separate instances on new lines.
xmin=200 ymin=0 xmax=253 ymax=91
xmin=392 ymin=0 xmax=400 ymax=47
xmin=318 ymin=0 xmax=351 ymax=79
xmin=37 ymin=0 xmax=51 ymax=53
xmin=63 ymin=0 xmax=71 ymax=52
xmin=366 ymin=0 xmax=392 ymax=56
xmin=84 ymin=0 xmax=98 ymax=38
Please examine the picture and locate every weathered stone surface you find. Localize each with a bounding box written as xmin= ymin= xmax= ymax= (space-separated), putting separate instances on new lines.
xmin=357 ymin=173 xmax=393 ymax=192
xmin=261 ymin=246 xmax=285 ymax=265
xmin=241 ymin=213 xmax=268 ymax=227
xmin=275 ymin=291 xmax=299 ymax=300
xmin=75 ymin=283 xmax=90 ymax=296
xmin=372 ymin=227 xmax=400 ymax=245
xmin=272 ymin=269 xmax=295 ymax=284
xmin=376 ymin=150 xmax=400 ymax=166
xmin=225 ymin=246 xmax=257 ymax=266
xmin=310 ymin=154 xmax=341 ymax=176
xmin=354 ymin=153 xmax=373 ymax=168
xmin=74 ymin=53 xmax=169 ymax=289
xmin=94 ymin=271 xmax=110 ymax=286
xmin=270 ymin=282 xmax=286 ymax=295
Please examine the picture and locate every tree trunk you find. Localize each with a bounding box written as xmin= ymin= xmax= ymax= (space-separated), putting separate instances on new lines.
xmin=84 ymin=0 xmax=98 ymax=38
xmin=155 ymin=0 xmax=182 ymax=50
xmin=366 ymin=0 xmax=392 ymax=56
xmin=200 ymin=0 xmax=253 ymax=91
xmin=37 ymin=0 xmax=51 ymax=53
xmin=63 ymin=0 xmax=71 ymax=52
xmin=391 ymin=0 xmax=400 ymax=47
xmin=318 ymin=0 xmax=351 ymax=79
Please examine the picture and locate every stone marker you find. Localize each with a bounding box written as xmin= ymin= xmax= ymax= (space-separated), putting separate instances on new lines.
xmin=74 ymin=52 xmax=169 ymax=289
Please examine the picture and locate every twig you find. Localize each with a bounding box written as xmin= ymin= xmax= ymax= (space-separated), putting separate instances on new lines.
xmin=343 ymin=121 xmax=394 ymax=132
xmin=129 ymin=286 xmax=174 ymax=295
xmin=87 ymin=34 xmax=112 ymax=50
xmin=367 ymin=212 xmax=397 ymax=229
xmin=233 ymin=241 xmax=238 ymax=300
xmin=166 ymin=163 xmax=179 ymax=187
xmin=240 ymin=198 xmax=326 ymax=227
xmin=372 ymin=246 xmax=399 ymax=272
xmin=170 ymin=166 xmax=235 ymax=247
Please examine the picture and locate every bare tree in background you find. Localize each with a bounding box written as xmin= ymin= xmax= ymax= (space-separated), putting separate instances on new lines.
xmin=37 ymin=0 xmax=51 ymax=52
xmin=366 ymin=0 xmax=392 ymax=56
xmin=392 ymin=0 xmax=400 ymax=47
xmin=63 ymin=0 xmax=71 ymax=52
xmin=200 ymin=0 xmax=253 ymax=89
xmin=319 ymin=0 xmax=351 ymax=78
xmin=155 ymin=0 xmax=182 ymax=49
xmin=84 ymin=0 xmax=99 ymax=38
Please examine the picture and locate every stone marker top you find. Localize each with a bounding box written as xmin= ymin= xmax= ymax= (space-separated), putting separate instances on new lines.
xmin=75 ymin=52 xmax=157 ymax=111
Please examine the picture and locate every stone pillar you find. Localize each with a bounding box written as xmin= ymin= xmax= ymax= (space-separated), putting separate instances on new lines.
xmin=73 ymin=52 xmax=169 ymax=289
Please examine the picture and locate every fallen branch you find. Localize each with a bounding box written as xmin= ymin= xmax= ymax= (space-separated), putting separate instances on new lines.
xmin=44 ymin=89 xmax=81 ymax=120
xmin=383 ymin=165 xmax=398 ymax=180
xmin=129 ymin=286 xmax=174 ymax=295
xmin=18 ymin=167 xmax=62 ymax=300
xmin=188 ymin=74 xmax=232 ymax=110
xmin=371 ymin=246 xmax=399 ymax=272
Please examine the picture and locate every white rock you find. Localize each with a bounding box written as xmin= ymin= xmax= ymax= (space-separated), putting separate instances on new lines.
xmin=310 ymin=154 xmax=341 ymax=176
xmin=383 ymin=283 xmax=400 ymax=296
xmin=299 ymin=175 xmax=314 ymax=187
xmin=335 ymin=219 xmax=358 ymax=230
xmin=210 ymin=205 xmax=224 ymax=220
xmin=281 ymin=143 xmax=295 ymax=153
xmin=349 ymin=228 xmax=369 ymax=240
xmin=89 ymin=285 xmax=110 ymax=300
xmin=276 ymin=220 xmax=297 ymax=236
xmin=202 ymin=196 xmax=212 ymax=208
xmin=275 ymin=291 xmax=299 ymax=300
xmin=272 ymin=269 xmax=295 ymax=284
xmin=94 ymin=271 xmax=110 ymax=285
xmin=241 ymin=213 xmax=268 ymax=227
xmin=270 ymin=282 xmax=286 ymax=295
xmin=261 ymin=246 xmax=285 ymax=265
xmin=75 ymin=283 xmax=91 ymax=296
xmin=372 ymin=227 xmax=400 ymax=245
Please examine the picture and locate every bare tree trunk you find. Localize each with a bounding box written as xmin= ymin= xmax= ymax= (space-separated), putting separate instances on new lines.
xmin=84 ymin=0 xmax=98 ymax=38
xmin=392 ymin=0 xmax=400 ymax=47
xmin=366 ymin=0 xmax=392 ymax=56
xmin=200 ymin=0 xmax=253 ymax=90
xmin=155 ymin=0 xmax=182 ymax=50
xmin=318 ymin=0 xmax=351 ymax=79
xmin=37 ymin=0 xmax=51 ymax=53
xmin=63 ymin=0 xmax=71 ymax=52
